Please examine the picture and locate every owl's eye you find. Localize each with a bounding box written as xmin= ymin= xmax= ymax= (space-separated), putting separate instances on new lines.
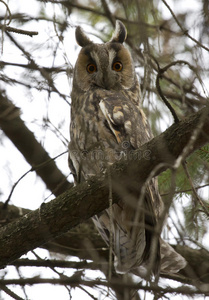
xmin=112 ymin=61 xmax=123 ymax=72
xmin=87 ymin=63 xmax=97 ymax=74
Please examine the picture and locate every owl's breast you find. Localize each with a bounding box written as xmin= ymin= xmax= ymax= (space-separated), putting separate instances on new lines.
xmin=69 ymin=93 xmax=118 ymax=180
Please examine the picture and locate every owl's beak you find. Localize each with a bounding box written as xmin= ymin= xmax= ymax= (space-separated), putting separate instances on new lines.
xmin=102 ymin=77 xmax=111 ymax=89
xmin=94 ymin=72 xmax=117 ymax=90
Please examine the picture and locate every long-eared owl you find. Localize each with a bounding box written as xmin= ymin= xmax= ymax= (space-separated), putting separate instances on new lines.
xmin=69 ymin=20 xmax=186 ymax=277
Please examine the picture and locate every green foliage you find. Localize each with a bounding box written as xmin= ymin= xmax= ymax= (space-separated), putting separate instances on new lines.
xmin=159 ymin=146 xmax=209 ymax=241
xmin=196 ymin=143 xmax=209 ymax=164
xmin=159 ymin=149 xmax=209 ymax=197
xmin=184 ymin=200 xmax=208 ymax=241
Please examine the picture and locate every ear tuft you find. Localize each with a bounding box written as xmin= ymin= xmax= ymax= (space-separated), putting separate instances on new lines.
xmin=109 ymin=20 xmax=127 ymax=44
xmin=75 ymin=26 xmax=92 ymax=47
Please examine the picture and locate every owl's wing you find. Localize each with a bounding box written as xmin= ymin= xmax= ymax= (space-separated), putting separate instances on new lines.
xmin=99 ymin=95 xmax=151 ymax=149
xmin=99 ymin=98 xmax=124 ymax=144
xmin=98 ymin=95 xmax=186 ymax=276
xmin=68 ymin=149 xmax=78 ymax=183
xmin=99 ymin=94 xmax=160 ymax=219
xmin=98 ymin=95 xmax=161 ymax=274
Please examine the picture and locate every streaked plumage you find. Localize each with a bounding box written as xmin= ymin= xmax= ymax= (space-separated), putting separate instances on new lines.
xmin=69 ymin=20 xmax=186 ymax=277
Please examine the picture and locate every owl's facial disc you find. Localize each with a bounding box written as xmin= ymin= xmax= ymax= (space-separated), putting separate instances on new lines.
xmin=85 ymin=45 xmax=119 ymax=90
xmin=74 ymin=42 xmax=135 ymax=92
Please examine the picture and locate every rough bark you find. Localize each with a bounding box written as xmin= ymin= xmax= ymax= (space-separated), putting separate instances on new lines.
xmin=1 ymin=202 xmax=209 ymax=285
xmin=0 ymin=105 xmax=209 ymax=270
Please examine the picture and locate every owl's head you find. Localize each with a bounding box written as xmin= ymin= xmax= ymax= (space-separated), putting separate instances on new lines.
xmin=73 ymin=21 xmax=136 ymax=92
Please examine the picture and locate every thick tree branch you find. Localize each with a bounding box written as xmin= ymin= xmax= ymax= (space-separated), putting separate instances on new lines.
xmin=0 ymin=106 xmax=209 ymax=270
xmin=2 ymin=202 xmax=209 ymax=285
xmin=0 ymin=91 xmax=72 ymax=197
xmin=0 ymin=176 xmax=111 ymax=269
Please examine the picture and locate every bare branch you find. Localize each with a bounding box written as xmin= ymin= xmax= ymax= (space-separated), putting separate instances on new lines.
xmin=8 ymin=258 xmax=106 ymax=270
xmin=0 ymin=284 xmax=24 ymax=300
xmin=0 ymin=0 xmax=12 ymax=25
xmin=182 ymin=162 xmax=209 ymax=216
xmin=0 ymin=25 xmax=38 ymax=36
xmin=0 ymin=92 xmax=72 ymax=198
xmin=162 ymin=0 xmax=209 ymax=52
xmin=1 ymin=277 xmax=208 ymax=296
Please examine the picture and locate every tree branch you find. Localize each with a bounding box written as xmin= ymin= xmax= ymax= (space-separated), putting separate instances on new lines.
xmin=7 ymin=258 xmax=105 ymax=270
xmin=0 ymin=106 xmax=209 ymax=269
xmin=1 ymin=277 xmax=208 ymax=296
xmin=2 ymin=201 xmax=209 ymax=285
xmin=162 ymin=0 xmax=209 ymax=52
xmin=0 ymin=25 xmax=38 ymax=36
xmin=0 ymin=91 xmax=72 ymax=197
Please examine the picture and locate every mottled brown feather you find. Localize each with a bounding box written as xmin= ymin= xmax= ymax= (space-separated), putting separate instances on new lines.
xmin=69 ymin=21 xmax=187 ymax=277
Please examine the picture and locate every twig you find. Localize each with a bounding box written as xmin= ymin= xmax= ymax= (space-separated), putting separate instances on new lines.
xmin=132 ymin=104 xmax=209 ymax=276
xmin=154 ymin=58 xmax=209 ymax=123
xmin=0 ymin=25 xmax=38 ymax=36
xmin=160 ymin=183 xmax=209 ymax=196
xmin=131 ymin=161 xmax=173 ymax=279
xmin=151 ymin=55 xmax=179 ymax=123
xmin=4 ymin=150 xmax=68 ymax=207
xmin=0 ymin=1 xmax=37 ymax=38
xmin=0 ymin=60 xmax=70 ymax=73
xmin=156 ymin=67 xmax=179 ymax=123
xmin=31 ymin=250 xmax=72 ymax=294
xmin=0 ymin=0 xmax=12 ymax=25
xmin=107 ymin=164 xmax=113 ymax=283
xmin=162 ymin=0 xmax=209 ymax=52
xmin=4 ymin=169 xmax=32 ymax=208
xmin=141 ymin=52 xmax=151 ymax=103
xmin=173 ymin=107 xmax=209 ymax=170
xmin=182 ymin=162 xmax=209 ymax=216
xmin=101 ymin=0 xmax=115 ymax=26
xmin=0 ymin=284 xmax=24 ymax=300
xmin=6 ymin=32 xmax=70 ymax=105
xmin=160 ymin=60 xmax=209 ymax=99
xmin=15 ymin=266 xmax=28 ymax=299
xmin=8 ymin=258 xmax=107 ymax=270
xmin=79 ymin=286 xmax=98 ymax=300
xmin=144 ymin=167 xmax=177 ymax=278
xmin=39 ymin=0 xmax=178 ymax=35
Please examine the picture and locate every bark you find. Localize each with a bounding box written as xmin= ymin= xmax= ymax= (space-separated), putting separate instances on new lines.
xmin=0 ymin=105 xmax=209 ymax=271
xmin=2 ymin=202 xmax=209 ymax=286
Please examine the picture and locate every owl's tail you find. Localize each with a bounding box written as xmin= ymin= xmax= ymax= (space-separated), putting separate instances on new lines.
xmin=113 ymin=231 xmax=186 ymax=277
xmin=114 ymin=235 xmax=186 ymax=278
xmin=93 ymin=212 xmax=148 ymax=274
xmin=113 ymin=224 xmax=146 ymax=274
xmin=92 ymin=210 xmax=186 ymax=278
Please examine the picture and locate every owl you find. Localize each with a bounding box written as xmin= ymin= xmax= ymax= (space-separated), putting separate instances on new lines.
xmin=69 ymin=20 xmax=186 ymax=277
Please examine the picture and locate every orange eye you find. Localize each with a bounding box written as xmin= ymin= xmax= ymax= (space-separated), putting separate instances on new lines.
xmin=87 ymin=63 xmax=97 ymax=74
xmin=112 ymin=61 xmax=123 ymax=72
